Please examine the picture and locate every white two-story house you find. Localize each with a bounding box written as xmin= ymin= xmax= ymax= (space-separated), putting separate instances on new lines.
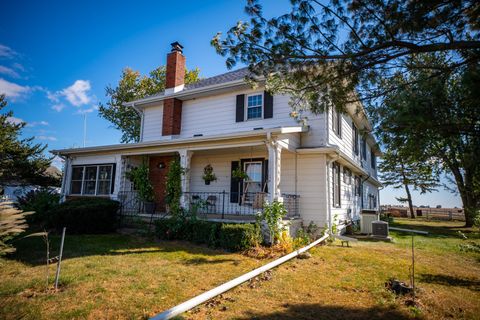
xmin=53 ymin=42 xmax=381 ymax=231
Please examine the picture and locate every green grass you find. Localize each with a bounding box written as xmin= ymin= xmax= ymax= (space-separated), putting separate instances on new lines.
xmin=1 ymin=218 xmax=479 ymax=319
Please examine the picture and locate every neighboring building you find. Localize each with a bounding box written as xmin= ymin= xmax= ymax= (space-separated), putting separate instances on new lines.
xmin=53 ymin=42 xmax=381 ymax=230
xmin=0 ymin=166 xmax=62 ymax=201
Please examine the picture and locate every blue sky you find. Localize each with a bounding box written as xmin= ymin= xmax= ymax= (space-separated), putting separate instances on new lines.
xmin=0 ymin=1 xmax=461 ymax=208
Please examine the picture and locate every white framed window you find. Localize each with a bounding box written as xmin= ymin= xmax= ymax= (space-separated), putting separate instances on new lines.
xmin=70 ymin=164 xmax=114 ymax=195
xmin=246 ymin=93 xmax=263 ymax=120
xmin=332 ymin=109 xmax=341 ymax=137
xmin=332 ymin=162 xmax=341 ymax=207
xmin=243 ymin=161 xmax=263 ymax=203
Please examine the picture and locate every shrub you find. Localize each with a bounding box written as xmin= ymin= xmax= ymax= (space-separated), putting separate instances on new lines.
xmin=17 ymin=189 xmax=60 ymax=226
xmin=48 ymin=197 xmax=119 ymax=234
xmin=154 ymin=219 xmax=259 ymax=251
xmin=218 ymin=223 xmax=261 ymax=251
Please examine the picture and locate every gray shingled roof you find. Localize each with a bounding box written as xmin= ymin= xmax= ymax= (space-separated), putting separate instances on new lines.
xmin=185 ymin=67 xmax=250 ymax=90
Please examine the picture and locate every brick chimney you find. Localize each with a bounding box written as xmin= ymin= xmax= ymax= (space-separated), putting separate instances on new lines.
xmin=165 ymin=41 xmax=185 ymax=92
xmin=162 ymin=42 xmax=185 ymax=136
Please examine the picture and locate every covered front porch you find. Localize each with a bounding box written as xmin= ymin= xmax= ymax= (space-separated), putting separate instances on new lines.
xmin=116 ymin=130 xmax=302 ymax=221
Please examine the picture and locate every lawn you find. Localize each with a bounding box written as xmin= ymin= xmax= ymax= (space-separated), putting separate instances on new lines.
xmin=1 ymin=218 xmax=479 ymax=320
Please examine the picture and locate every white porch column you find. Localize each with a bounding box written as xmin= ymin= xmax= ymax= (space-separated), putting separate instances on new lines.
xmin=179 ymin=149 xmax=193 ymax=208
xmin=267 ymin=141 xmax=283 ymax=203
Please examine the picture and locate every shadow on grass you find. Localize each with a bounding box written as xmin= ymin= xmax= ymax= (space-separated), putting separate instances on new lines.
xmin=419 ymin=273 xmax=480 ymax=291
xmin=232 ymin=303 xmax=413 ymax=320
xmin=182 ymin=257 xmax=240 ymax=265
xmin=8 ymin=234 xmax=233 ymax=267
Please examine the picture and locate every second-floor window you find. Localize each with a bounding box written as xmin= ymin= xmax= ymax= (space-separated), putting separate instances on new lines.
xmin=246 ymin=94 xmax=263 ymax=120
xmin=332 ymin=109 xmax=341 ymax=137
xmin=361 ymin=137 xmax=367 ymax=160
xmin=371 ymin=147 xmax=376 ymax=169
xmin=353 ymin=124 xmax=359 ymax=155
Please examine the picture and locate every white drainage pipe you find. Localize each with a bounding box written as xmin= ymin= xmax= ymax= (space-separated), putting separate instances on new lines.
xmin=150 ymin=233 xmax=330 ymax=320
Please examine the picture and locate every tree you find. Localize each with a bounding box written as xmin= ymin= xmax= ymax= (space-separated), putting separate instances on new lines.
xmin=0 ymin=95 xmax=59 ymax=187
xmin=99 ymin=66 xmax=201 ymax=143
xmin=212 ymin=0 xmax=480 ymax=115
xmin=374 ymin=54 xmax=480 ymax=226
xmin=379 ymin=150 xmax=439 ymax=219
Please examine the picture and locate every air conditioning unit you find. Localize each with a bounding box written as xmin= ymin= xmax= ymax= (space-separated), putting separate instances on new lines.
xmin=372 ymin=220 xmax=389 ymax=238
xmin=360 ymin=210 xmax=379 ymax=234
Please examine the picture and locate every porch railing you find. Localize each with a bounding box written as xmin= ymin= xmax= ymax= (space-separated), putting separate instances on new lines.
xmin=116 ymin=190 xmax=300 ymax=221
xmin=184 ymin=191 xmax=300 ymax=219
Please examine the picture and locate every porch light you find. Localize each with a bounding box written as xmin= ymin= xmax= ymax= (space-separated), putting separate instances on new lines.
xmin=157 ymin=162 xmax=166 ymax=169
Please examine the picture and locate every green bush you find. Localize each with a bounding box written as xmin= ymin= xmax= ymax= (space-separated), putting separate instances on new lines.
xmin=219 ymin=223 xmax=261 ymax=251
xmin=48 ymin=197 xmax=120 ymax=234
xmin=16 ymin=189 xmax=60 ymax=226
xmin=154 ymin=219 xmax=259 ymax=251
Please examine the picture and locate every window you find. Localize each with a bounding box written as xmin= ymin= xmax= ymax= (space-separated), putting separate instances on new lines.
xmin=353 ymin=124 xmax=359 ymax=155
xmin=354 ymin=176 xmax=362 ymax=197
xmin=343 ymin=168 xmax=352 ymax=185
xmin=361 ymin=137 xmax=367 ymax=160
xmin=332 ymin=109 xmax=341 ymax=137
xmin=243 ymin=161 xmax=263 ymax=203
xmin=246 ymin=94 xmax=263 ymax=120
xmin=70 ymin=164 xmax=114 ymax=195
xmin=368 ymin=194 xmax=377 ymax=209
xmin=332 ymin=162 xmax=341 ymax=207
xmin=370 ymin=148 xmax=376 ymax=169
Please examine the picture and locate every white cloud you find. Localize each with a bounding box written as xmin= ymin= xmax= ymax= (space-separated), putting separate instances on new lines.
xmin=36 ymin=135 xmax=57 ymax=141
xmin=6 ymin=116 xmax=24 ymax=125
xmin=51 ymin=103 xmax=65 ymax=112
xmin=0 ymin=66 xmax=20 ymax=78
xmin=76 ymin=105 xmax=98 ymax=114
xmin=0 ymin=78 xmax=30 ymax=99
xmin=27 ymin=120 xmax=49 ymax=127
xmin=0 ymin=44 xmax=17 ymax=59
xmin=47 ymin=80 xmax=95 ymax=112
xmin=61 ymin=80 xmax=92 ymax=106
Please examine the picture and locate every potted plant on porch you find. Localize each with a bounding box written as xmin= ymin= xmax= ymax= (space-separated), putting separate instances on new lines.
xmin=202 ymin=164 xmax=217 ymax=185
xmin=126 ymin=163 xmax=156 ymax=214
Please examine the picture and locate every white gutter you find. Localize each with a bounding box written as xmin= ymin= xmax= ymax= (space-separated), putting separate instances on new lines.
xmin=150 ymin=233 xmax=329 ymax=320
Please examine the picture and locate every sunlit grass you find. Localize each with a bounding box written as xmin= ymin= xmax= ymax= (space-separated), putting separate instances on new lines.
xmin=1 ymin=218 xmax=479 ymax=319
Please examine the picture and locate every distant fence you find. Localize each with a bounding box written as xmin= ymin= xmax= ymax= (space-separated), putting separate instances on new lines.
xmin=381 ymin=206 xmax=465 ymax=221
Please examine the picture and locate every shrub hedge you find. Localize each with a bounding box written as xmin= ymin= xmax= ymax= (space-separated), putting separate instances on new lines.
xmin=154 ymin=218 xmax=261 ymax=251
xmin=16 ymin=189 xmax=60 ymax=226
xmin=48 ymin=197 xmax=120 ymax=234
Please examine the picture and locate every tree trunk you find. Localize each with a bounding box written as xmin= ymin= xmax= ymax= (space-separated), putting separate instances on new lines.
xmin=446 ymin=161 xmax=478 ymax=227
xmin=404 ymin=184 xmax=415 ymax=219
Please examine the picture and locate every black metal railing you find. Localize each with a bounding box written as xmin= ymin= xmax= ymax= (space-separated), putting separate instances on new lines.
xmin=282 ymin=193 xmax=300 ymax=218
xmin=184 ymin=191 xmax=267 ymax=218
xmin=116 ymin=190 xmax=300 ymax=221
xmin=184 ymin=191 xmax=300 ymax=219
xmin=116 ymin=191 xmax=164 ymax=227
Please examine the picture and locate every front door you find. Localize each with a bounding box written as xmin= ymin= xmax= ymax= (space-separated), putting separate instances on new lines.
xmin=149 ymin=156 xmax=175 ymax=212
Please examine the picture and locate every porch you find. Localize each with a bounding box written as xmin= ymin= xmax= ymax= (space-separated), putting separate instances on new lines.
xmin=116 ymin=133 xmax=303 ymax=221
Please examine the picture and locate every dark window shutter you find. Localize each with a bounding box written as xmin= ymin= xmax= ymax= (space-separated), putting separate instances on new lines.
xmin=230 ymin=161 xmax=240 ymax=203
xmin=264 ymin=91 xmax=273 ymax=119
xmin=110 ymin=164 xmax=116 ymax=194
xmin=236 ymin=94 xmax=245 ymax=122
